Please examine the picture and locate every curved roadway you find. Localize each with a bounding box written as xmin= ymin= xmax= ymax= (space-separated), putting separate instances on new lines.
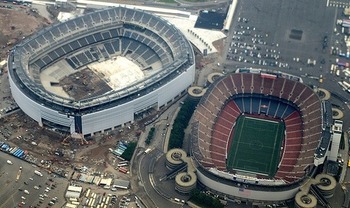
xmin=137 ymin=149 xmax=181 ymax=208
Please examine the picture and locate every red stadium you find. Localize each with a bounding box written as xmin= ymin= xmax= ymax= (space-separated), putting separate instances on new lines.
xmin=191 ymin=69 xmax=326 ymax=202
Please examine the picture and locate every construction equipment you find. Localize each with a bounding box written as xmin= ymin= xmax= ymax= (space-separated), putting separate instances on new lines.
xmin=61 ymin=132 xmax=88 ymax=146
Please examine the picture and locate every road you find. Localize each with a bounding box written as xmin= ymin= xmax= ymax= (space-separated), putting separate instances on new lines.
xmin=136 ymin=149 xmax=181 ymax=208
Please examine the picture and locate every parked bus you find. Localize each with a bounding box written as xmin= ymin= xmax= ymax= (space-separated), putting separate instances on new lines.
xmin=85 ymin=188 xmax=91 ymax=198
xmin=116 ymin=156 xmax=125 ymax=161
xmin=69 ymin=198 xmax=78 ymax=202
xmin=117 ymin=163 xmax=128 ymax=167
xmin=343 ymin=81 xmax=350 ymax=89
xmin=119 ymin=167 xmax=128 ymax=174
xmin=10 ymin=147 xmax=18 ymax=154
xmin=118 ymin=161 xmax=129 ymax=165
xmin=338 ymin=81 xmax=348 ymax=91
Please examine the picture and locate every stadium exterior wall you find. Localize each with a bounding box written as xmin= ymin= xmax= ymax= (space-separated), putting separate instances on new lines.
xmin=81 ymin=65 xmax=195 ymax=135
xmin=9 ymin=75 xmax=76 ymax=132
xmin=196 ymin=168 xmax=301 ymax=202
xmin=9 ymin=64 xmax=195 ymax=135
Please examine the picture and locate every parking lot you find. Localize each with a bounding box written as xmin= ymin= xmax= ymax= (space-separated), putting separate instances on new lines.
xmin=224 ymin=0 xmax=336 ymax=76
xmin=221 ymin=0 xmax=350 ymax=125
xmin=0 ymin=151 xmax=68 ymax=208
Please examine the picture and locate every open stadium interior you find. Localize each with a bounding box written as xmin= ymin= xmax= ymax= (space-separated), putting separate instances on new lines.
xmin=88 ymin=56 xmax=144 ymax=91
xmin=40 ymin=54 xmax=161 ymax=100
xmin=227 ymin=115 xmax=285 ymax=177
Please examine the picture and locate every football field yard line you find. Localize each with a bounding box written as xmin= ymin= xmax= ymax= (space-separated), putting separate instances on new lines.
xmin=231 ymin=117 xmax=245 ymax=168
xmin=269 ymin=124 xmax=278 ymax=174
xmin=227 ymin=115 xmax=284 ymax=176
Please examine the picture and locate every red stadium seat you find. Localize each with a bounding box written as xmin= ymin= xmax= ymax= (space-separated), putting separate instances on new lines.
xmin=193 ymin=73 xmax=322 ymax=184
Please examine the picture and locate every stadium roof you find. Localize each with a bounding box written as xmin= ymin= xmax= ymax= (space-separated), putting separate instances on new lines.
xmin=192 ymin=72 xmax=322 ymax=183
xmin=74 ymin=0 xmax=226 ymax=54
xmin=10 ymin=6 xmax=193 ymax=111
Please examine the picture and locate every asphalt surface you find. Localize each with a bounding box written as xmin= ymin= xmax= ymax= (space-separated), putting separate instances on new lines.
xmin=0 ymin=151 xmax=68 ymax=208
xmin=220 ymin=0 xmax=350 ymax=206
xmin=224 ymin=0 xmax=335 ymax=72
xmin=137 ymin=149 xmax=182 ymax=208
xmin=223 ymin=0 xmax=350 ymax=126
xmin=135 ymin=0 xmax=350 ymax=206
xmin=4 ymin=0 xmax=350 ymax=207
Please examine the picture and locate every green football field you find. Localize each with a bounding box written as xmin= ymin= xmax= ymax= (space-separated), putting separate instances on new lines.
xmin=226 ymin=115 xmax=285 ymax=177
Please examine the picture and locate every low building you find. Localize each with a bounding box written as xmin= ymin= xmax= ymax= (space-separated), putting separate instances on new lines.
xmin=65 ymin=185 xmax=82 ymax=199
xmin=113 ymin=179 xmax=130 ymax=190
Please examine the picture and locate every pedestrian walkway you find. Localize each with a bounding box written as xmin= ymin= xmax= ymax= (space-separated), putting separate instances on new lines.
xmin=339 ymin=132 xmax=349 ymax=183
xmin=163 ymin=107 xmax=180 ymax=153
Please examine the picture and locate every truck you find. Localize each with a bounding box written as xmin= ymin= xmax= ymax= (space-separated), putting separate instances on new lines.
xmin=34 ymin=170 xmax=43 ymax=177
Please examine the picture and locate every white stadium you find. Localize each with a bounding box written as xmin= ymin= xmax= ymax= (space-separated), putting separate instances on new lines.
xmin=8 ymin=6 xmax=195 ymax=136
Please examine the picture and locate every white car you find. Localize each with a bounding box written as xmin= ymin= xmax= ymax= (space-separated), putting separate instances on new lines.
xmin=6 ymin=160 xmax=13 ymax=165
xmin=29 ymin=178 xmax=33 ymax=181
xmin=21 ymin=196 xmax=26 ymax=200
xmin=34 ymin=186 xmax=39 ymax=190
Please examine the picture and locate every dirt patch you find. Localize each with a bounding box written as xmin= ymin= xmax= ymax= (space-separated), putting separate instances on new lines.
xmin=212 ymin=38 xmax=224 ymax=57
xmin=0 ymin=5 xmax=49 ymax=59
xmin=60 ymin=68 xmax=113 ymax=100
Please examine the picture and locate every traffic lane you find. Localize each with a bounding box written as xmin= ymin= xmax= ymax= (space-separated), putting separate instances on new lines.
xmin=139 ymin=152 xmax=180 ymax=208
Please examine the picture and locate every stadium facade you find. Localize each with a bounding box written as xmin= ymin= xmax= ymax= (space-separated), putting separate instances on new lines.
xmin=7 ymin=7 xmax=195 ymax=136
xmin=191 ymin=69 xmax=332 ymax=202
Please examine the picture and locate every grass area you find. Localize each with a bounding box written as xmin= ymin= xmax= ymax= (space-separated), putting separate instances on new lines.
xmin=168 ymin=97 xmax=198 ymax=149
xmin=183 ymin=0 xmax=208 ymax=2
xmin=226 ymin=116 xmax=285 ymax=177
xmin=157 ymin=0 xmax=177 ymax=3
xmin=145 ymin=127 xmax=155 ymax=145
xmin=120 ymin=142 xmax=137 ymax=161
xmin=156 ymin=0 xmax=208 ymax=3
xmin=189 ymin=189 xmax=224 ymax=208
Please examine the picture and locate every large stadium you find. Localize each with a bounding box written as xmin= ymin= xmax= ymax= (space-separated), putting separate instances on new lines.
xmin=191 ymin=69 xmax=332 ymax=202
xmin=7 ymin=7 xmax=195 ymax=136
